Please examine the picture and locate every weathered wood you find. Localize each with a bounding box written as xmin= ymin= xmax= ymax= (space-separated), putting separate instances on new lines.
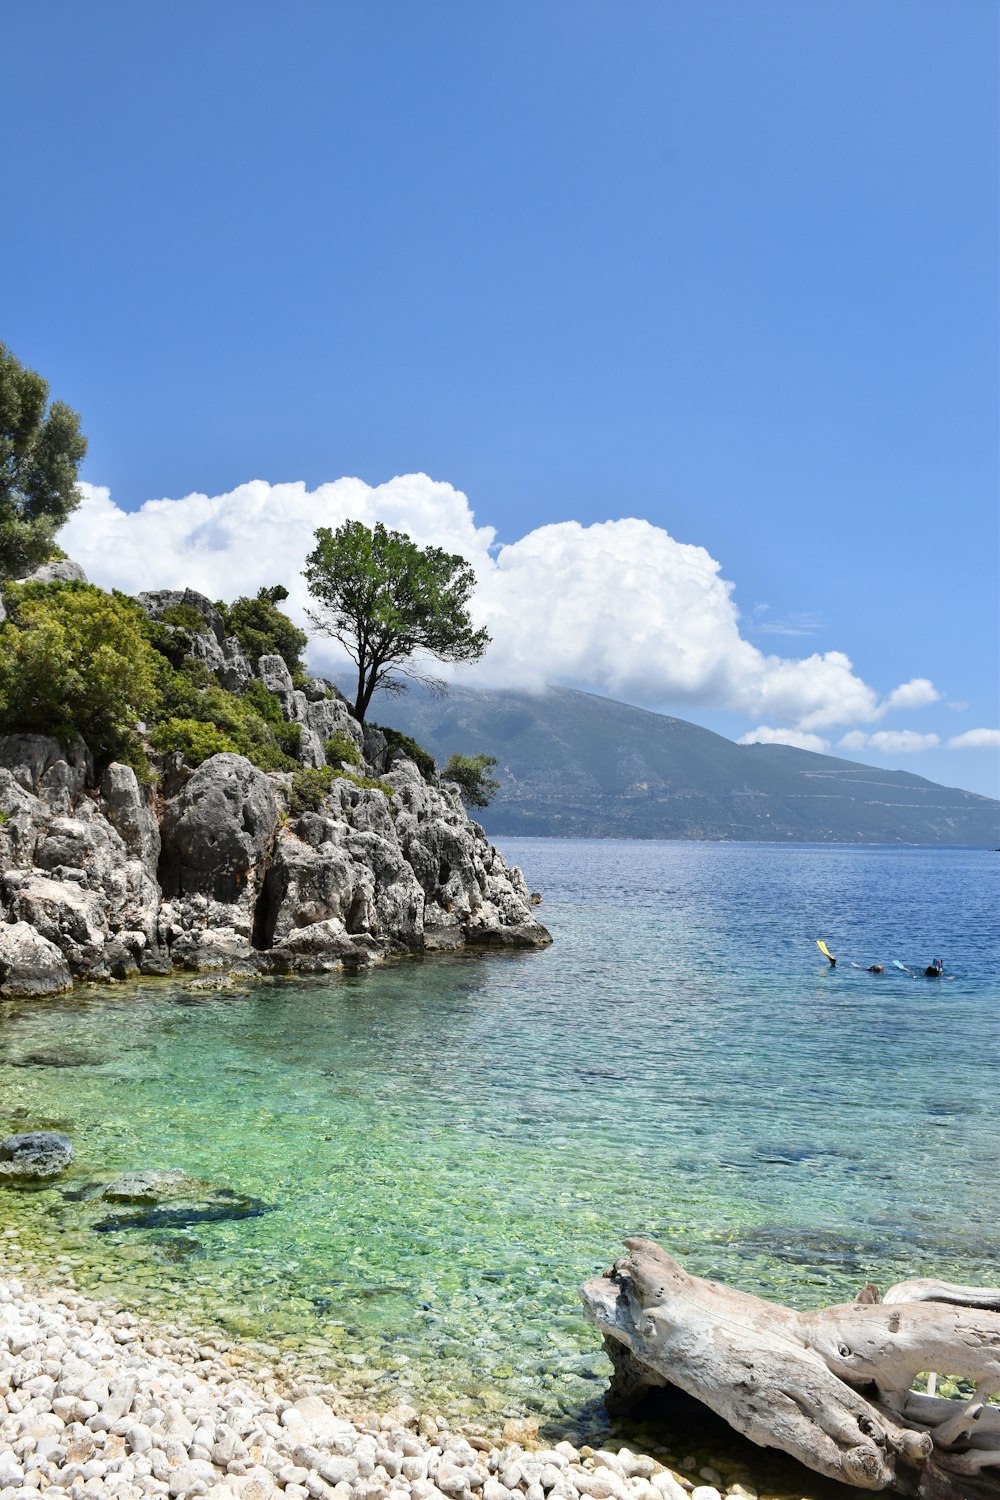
xmin=580 ymin=1238 xmax=1000 ymax=1499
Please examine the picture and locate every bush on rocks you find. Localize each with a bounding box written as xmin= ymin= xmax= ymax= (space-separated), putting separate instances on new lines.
xmin=0 ymin=582 xmax=159 ymax=774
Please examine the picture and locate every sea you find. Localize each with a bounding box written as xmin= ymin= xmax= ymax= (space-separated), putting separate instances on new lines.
xmin=1 ymin=839 xmax=997 ymax=1472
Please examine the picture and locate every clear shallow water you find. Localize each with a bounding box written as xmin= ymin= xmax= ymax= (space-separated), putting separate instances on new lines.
xmin=1 ymin=840 xmax=997 ymax=1439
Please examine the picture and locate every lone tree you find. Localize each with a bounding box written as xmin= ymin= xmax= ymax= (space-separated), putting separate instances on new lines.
xmin=0 ymin=343 xmax=87 ymax=579
xmin=303 ymin=520 xmax=490 ymax=723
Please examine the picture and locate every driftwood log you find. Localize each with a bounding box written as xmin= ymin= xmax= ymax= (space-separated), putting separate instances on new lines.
xmin=580 ymin=1239 xmax=1000 ymax=1500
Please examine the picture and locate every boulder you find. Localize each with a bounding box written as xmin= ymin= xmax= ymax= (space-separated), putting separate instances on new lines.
xmin=0 ymin=1130 xmax=74 ymax=1179
xmin=159 ymin=753 xmax=279 ymax=907
xmin=3 ymin=874 xmax=109 ymax=973
xmin=24 ymin=558 xmax=88 ymax=585
xmin=136 ymin=588 xmax=226 ymax=642
xmin=218 ymin=636 xmax=253 ymax=694
xmin=257 ymin=654 xmax=296 ymax=712
xmin=101 ymin=1168 xmax=201 ymax=1204
xmin=0 ymin=733 xmax=92 ymax=814
xmin=99 ymin=762 xmax=160 ymax=873
xmin=0 ymin=920 xmax=73 ymax=997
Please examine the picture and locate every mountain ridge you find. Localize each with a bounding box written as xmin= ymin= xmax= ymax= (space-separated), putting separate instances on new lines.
xmin=369 ymin=683 xmax=999 ymax=845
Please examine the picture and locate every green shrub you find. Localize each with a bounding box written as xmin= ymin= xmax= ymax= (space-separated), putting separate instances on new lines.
xmin=216 ymin=585 xmax=308 ymax=676
xmin=287 ymin=764 xmax=394 ymax=816
xmin=149 ymin=717 xmax=239 ymax=765
xmin=287 ymin=766 xmax=336 ymax=815
xmin=147 ymin=658 xmax=300 ymax=773
xmin=372 ymin=723 xmax=436 ymax=780
xmin=143 ymin=618 xmax=195 ymax=669
xmin=159 ymin=602 xmax=208 ymax=632
xmin=0 ymin=581 xmax=159 ymax=766
xmin=443 ymin=752 xmax=500 ymax=808
xmin=338 ymin=769 xmax=394 ymax=799
xmin=324 ymin=730 xmax=362 ymax=768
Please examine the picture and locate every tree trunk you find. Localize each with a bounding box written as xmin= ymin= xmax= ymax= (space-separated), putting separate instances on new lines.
xmin=581 ymin=1238 xmax=1000 ymax=1499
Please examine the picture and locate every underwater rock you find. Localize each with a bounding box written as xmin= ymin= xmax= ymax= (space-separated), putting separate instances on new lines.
xmin=93 ymin=1185 xmax=271 ymax=1233
xmin=0 ymin=1129 xmax=74 ymax=1179
xmin=100 ymin=1168 xmax=203 ymax=1204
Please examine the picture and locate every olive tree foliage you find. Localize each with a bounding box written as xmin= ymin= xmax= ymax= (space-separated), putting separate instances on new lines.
xmin=303 ymin=520 xmax=490 ymax=723
xmin=444 ymin=753 xmax=500 ymax=808
xmin=0 ymin=344 xmax=87 ymax=579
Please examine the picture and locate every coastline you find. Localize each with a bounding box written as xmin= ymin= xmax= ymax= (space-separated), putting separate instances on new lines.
xmin=0 ymin=1238 xmax=843 ymax=1500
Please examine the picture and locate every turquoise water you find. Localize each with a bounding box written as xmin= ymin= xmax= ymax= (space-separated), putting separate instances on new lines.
xmin=1 ymin=840 xmax=997 ymax=1441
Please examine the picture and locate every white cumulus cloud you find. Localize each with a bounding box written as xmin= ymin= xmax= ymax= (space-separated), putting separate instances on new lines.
xmin=62 ymin=475 xmax=940 ymax=736
xmin=737 ymin=727 xmax=831 ymax=752
xmin=884 ymin=678 xmax=940 ymax=711
xmin=839 ymin=730 xmax=941 ymax=754
xmin=947 ymin=728 xmax=1000 ymax=750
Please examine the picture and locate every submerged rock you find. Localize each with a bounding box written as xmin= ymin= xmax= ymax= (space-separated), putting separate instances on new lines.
xmin=100 ymin=1168 xmax=203 ymax=1204
xmin=93 ymin=1185 xmax=271 ymax=1233
xmin=0 ymin=1129 xmax=74 ymax=1179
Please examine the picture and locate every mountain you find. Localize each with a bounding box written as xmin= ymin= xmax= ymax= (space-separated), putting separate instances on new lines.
xmin=369 ymin=684 xmax=1000 ymax=845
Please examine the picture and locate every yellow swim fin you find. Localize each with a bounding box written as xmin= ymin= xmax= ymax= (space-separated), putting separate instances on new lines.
xmin=816 ymin=939 xmax=835 ymax=962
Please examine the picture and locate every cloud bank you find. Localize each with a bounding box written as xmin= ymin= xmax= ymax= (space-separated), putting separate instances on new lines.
xmin=64 ymin=474 xmax=946 ymax=738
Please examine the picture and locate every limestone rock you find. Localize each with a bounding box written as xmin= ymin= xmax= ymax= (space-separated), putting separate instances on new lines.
xmin=0 ymin=732 xmax=92 ymax=813
xmin=159 ymin=753 xmax=279 ymax=910
xmin=137 ymin=587 xmax=226 ymax=642
xmin=219 ymin=636 xmax=253 ymax=694
xmin=3 ymin=870 xmax=110 ymax=972
xmin=0 ymin=1129 xmax=74 ymax=1178
xmin=0 ymin=919 xmax=73 ymax=996
xmin=99 ymin=762 xmax=161 ymax=873
xmin=101 ymin=1168 xmax=209 ymax=1203
xmin=24 ymin=557 xmax=88 ymax=584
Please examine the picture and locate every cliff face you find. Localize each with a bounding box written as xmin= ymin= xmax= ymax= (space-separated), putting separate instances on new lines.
xmin=0 ymin=594 xmax=550 ymax=999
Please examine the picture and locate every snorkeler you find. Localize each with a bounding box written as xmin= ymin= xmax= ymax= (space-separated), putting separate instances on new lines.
xmin=924 ymin=958 xmax=944 ymax=977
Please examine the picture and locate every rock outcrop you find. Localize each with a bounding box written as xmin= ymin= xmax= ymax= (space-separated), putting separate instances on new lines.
xmin=0 ymin=589 xmax=550 ymax=989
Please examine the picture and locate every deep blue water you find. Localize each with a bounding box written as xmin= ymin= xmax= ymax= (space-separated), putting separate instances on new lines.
xmin=1 ymin=839 xmax=997 ymax=1438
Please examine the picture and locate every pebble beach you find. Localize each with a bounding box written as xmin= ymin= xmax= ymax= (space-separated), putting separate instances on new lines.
xmin=0 ymin=1261 xmax=771 ymax=1500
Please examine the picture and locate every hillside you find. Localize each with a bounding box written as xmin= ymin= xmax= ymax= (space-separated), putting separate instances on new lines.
xmin=372 ymin=684 xmax=1000 ymax=845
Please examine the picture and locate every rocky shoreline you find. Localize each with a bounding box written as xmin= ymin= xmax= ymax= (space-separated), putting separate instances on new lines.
xmin=0 ymin=1244 xmax=798 ymax=1500
xmin=0 ymin=585 xmax=550 ymax=1001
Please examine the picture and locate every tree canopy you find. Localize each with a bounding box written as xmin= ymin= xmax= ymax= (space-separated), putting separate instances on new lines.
xmin=303 ymin=520 xmax=490 ymax=723
xmin=0 ymin=343 xmax=87 ymax=580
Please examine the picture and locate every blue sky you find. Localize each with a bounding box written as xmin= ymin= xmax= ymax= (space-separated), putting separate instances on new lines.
xmin=5 ymin=1 xmax=998 ymax=796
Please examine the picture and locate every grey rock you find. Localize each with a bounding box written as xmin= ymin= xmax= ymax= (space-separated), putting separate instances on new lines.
xmin=258 ymin=654 xmax=296 ymax=711
xmin=219 ymin=637 xmax=253 ymax=694
xmin=24 ymin=557 xmax=88 ymax=584
xmin=0 ymin=1129 xmax=74 ymax=1178
xmin=0 ymin=732 xmax=93 ymax=813
xmin=136 ymin=588 xmax=226 ymax=642
xmin=99 ymin=762 xmax=161 ymax=873
xmin=362 ymin=725 xmax=389 ymax=773
xmin=3 ymin=873 xmax=109 ymax=972
xmin=0 ymin=919 xmax=73 ymax=996
xmin=101 ymin=1169 xmax=200 ymax=1204
xmin=159 ymin=753 xmax=279 ymax=907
